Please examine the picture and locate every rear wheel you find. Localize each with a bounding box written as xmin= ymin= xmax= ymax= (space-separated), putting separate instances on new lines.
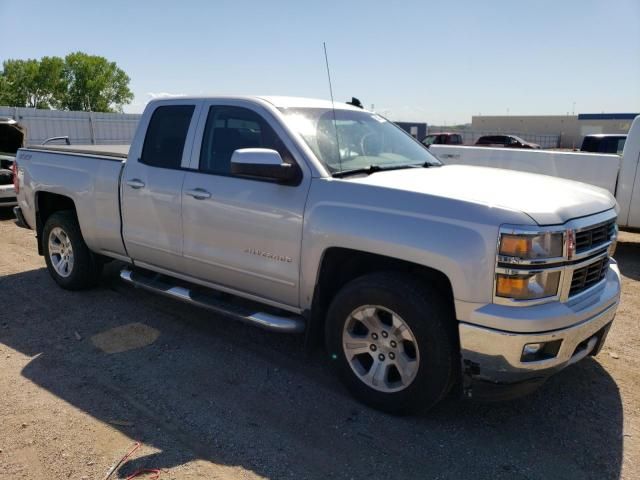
xmin=43 ymin=211 xmax=102 ymax=290
xmin=326 ymin=272 xmax=457 ymax=414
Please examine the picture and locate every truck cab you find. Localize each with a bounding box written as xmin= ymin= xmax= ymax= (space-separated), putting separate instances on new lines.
xmin=581 ymin=134 xmax=627 ymax=154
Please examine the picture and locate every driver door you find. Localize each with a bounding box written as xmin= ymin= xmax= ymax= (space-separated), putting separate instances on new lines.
xmin=180 ymin=101 xmax=311 ymax=308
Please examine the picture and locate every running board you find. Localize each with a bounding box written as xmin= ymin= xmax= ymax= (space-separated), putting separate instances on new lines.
xmin=119 ymin=268 xmax=305 ymax=333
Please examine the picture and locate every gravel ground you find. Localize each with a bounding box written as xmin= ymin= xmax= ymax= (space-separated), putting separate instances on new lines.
xmin=0 ymin=209 xmax=638 ymax=480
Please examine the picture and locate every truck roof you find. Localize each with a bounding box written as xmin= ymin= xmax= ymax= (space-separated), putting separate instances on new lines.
xmin=149 ymin=95 xmax=365 ymax=111
xmin=259 ymin=96 xmax=364 ymax=111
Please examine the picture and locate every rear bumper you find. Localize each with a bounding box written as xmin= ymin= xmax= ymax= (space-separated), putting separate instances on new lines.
xmin=0 ymin=184 xmax=16 ymax=207
xmin=459 ymin=262 xmax=620 ymax=399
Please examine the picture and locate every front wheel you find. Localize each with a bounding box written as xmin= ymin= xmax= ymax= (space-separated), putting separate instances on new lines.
xmin=326 ymin=273 xmax=458 ymax=414
xmin=43 ymin=211 xmax=102 ymax=290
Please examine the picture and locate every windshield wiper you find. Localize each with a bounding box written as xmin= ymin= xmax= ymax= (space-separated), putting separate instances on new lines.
xmin=333 ymin=163 xmax=423 ymax=178
xmin=333 ymin=165 xmax=384 ymax=178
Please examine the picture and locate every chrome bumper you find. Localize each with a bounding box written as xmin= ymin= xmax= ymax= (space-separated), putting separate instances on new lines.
xmin=0 ymin=184 xmax=16 ymax=207
xmin=459 ymin=264 xmax=620 ymax=396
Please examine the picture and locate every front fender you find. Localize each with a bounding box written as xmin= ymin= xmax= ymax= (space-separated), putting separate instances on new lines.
xmin=299 ymin=178 xmax=532 ymax=313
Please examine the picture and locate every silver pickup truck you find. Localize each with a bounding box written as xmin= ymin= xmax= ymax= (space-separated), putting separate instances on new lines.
xmin=13 ymin=96 xmax=621 ymax=413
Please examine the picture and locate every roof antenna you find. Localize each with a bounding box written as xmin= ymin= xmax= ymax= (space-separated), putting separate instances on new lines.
xmin=323 ymin=42 xmax=342 ymax=172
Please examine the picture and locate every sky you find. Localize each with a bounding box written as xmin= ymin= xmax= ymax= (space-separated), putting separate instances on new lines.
xmin=1 ymin=0 xmax=639 ymax=124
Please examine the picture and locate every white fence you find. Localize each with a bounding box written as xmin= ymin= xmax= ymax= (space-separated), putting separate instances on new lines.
xmin=0 ymin=106 xmax=141 ymax=145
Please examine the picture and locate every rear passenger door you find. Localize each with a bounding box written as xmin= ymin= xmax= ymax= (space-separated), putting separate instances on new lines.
xmin=180 ymin=101 xmax=310 ymax=309
xmin=121 ymin=102 xmax=200 ymax=272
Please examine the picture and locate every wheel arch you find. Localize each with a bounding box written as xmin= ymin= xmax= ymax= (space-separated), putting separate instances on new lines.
xmin=35 ymin=191 xmax=77 ymax=255
xmin=306 ymin=247 xmax=457 ymax=348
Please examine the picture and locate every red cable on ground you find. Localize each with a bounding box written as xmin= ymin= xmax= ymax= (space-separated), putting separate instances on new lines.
xmin=126 ymin=468 xmax=161 ymax=479
xmin=103 ymin=441 xmax=161 ymax=480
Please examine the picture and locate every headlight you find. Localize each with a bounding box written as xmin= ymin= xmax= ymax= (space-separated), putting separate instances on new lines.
xmin=499 ymin=232 xmax=563 ymax=260
xmin=496 ymin=230 xmax=564 ymax=302
xmin=496 ymin=271 xmax=561 ymax=300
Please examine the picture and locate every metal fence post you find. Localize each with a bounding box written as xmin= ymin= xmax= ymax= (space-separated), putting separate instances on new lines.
xmin=89 ymin=112 xmax=96 ymax=145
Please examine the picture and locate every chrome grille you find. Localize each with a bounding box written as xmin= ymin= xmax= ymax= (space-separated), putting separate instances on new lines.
xmin=570 ymin=257 xmax=608 ymax=296
xmin=575 ymin=220 xmax=616 ymax=254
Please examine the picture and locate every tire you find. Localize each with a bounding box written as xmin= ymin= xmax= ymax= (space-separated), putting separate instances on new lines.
xmin=42 ymin=210 xmax=103 ymax=290
xmin=325 ymin=272 xmax=458 ymax=414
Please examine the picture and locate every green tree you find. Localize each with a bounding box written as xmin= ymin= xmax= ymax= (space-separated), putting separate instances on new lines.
xmin=0 ymin=57 xmax=65 ymax=109
xmin=61 ymin=52 xmax=133 ymax=112
xmin=0 ymin=52 xmax=133 ymax=112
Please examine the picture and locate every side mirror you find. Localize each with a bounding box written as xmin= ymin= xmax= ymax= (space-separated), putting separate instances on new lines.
xmin=230 ymin=148 xmax=299 ymax=183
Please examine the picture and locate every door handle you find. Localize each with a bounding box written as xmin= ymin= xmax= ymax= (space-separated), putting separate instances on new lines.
xmin=185 ymin=188 xmax=211 ymax=200
xmin=126 ymin=179 xmax=145 ymax=189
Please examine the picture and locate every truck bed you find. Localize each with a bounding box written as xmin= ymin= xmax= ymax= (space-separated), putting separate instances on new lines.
xmin=430 ymin=145 xmax=621 ymax=194
xmin=17 ymin=146 xmax=128 ymax=259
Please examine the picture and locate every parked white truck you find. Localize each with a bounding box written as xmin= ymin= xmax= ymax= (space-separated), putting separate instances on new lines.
xmin=431 ymin=115 xmax=640 ymax=229
xmin=13 ymin=96 xmax=621 ymax=413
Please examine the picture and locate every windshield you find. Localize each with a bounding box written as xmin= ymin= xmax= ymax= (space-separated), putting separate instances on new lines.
xmin=279 ymin=107 xmax=441 ymax=174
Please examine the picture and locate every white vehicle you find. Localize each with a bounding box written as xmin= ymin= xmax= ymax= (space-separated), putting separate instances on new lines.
xmin=431 ymin=116 xmax=640 ymax=229
xmin=0 ymin=117 xmax=26 ymax=208
xmin=0 ymin=155 xmax=16 ymax=207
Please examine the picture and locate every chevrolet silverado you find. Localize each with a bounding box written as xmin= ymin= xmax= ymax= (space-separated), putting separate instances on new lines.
xmin=13 ymin=96 xmax=621 ymax=413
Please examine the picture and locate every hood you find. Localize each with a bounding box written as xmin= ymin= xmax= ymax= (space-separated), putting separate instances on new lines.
xmin=346 ymin=165 xmax=616 ymax=225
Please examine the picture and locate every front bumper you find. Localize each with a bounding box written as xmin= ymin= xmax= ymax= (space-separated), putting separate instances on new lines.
xmin=459 ymin=262 xmax=620 ymax=399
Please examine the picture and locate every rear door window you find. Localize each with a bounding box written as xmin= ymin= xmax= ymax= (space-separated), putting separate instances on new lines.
xmin=141 ymin=105 xmax=195 ymax=169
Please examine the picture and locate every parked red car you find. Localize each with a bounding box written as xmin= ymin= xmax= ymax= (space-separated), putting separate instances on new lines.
xmin=421 ymin=132 xmax=463 ymax=147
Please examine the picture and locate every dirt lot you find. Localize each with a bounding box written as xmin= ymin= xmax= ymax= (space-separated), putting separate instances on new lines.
xmin=0 ymin=209 xmax=638 ymax=480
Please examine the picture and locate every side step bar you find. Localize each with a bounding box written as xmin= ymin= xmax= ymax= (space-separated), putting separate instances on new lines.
xmin=120 ymin=268 xmax=305 ymax=333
